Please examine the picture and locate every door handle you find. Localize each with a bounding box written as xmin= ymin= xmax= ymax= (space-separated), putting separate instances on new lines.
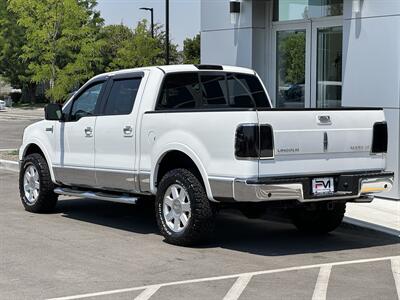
xmin=123 ymin=126 xmax=133 ymax=137
xmin=84 ymin=127 xmax=93 ymax=137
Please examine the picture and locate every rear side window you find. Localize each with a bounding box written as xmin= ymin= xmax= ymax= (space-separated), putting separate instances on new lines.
xmin=157 ymin=73 xmax=200 ymax=110
xmin=200 ymin=75 xmax=228 ymax=106
xmin=156 ymin=72 xmax=270 ymax=110
xmin=103 ymin=78 xmax=141 ymax=115
xmin=232 ymin=74 xmax=270 ymax=108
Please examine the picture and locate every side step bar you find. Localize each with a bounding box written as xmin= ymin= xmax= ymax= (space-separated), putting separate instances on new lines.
xmin=54 ymin=187 xmax=138 ymax=205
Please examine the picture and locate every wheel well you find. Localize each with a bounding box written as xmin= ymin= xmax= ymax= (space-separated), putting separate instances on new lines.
xmin=156 ymin=151 xmax=204 ymax=188
xmin=24 ymin=144 xmax=45 ymax=159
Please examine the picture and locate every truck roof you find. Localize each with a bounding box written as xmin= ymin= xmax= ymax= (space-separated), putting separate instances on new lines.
xmin=91 ymin=64 xmax=256 ymax=81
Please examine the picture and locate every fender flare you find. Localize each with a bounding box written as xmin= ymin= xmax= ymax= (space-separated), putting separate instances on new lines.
xmin=21 ymin=139 xmax=56 ymax=182
xmin=151 ymin=143 xmax=215 ymax=201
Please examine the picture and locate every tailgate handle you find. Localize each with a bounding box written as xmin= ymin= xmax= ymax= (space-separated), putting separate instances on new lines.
xmin=318 ymin=115 xmax=332 ymax=125
xmin=324 ymin=132 xmax=328 ymax=152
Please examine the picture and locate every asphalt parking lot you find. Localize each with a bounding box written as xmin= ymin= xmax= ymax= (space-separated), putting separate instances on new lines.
xmin=0 ymin=108 xmax=43 ymax=150
xmin=0 ymin=170 xmax=399 ymax=300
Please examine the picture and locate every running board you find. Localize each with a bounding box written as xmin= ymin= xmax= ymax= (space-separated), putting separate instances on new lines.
xmin=54 ymin=187 xmax=138 ymax=205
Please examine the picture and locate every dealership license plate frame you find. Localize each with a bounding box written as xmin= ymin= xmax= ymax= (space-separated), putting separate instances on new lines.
xmin=312 ymin=177 xmax=335 ymax=195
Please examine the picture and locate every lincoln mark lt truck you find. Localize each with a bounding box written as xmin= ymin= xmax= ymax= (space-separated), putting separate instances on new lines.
xmin=19 ymin=65 xmax=394 ymax=245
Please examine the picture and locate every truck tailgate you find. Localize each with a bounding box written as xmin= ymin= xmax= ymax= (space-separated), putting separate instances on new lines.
xmin=257 ymin=109 xmax=386 ymax=177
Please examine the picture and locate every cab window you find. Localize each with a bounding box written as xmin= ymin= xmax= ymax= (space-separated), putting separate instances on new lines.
xmin=70 ymin=82 xmax=105 ymax=121
xmin=103 ymin=78 xmax=142 ymax=115
xmin=157 ymin=73 xmax=200 ymax=110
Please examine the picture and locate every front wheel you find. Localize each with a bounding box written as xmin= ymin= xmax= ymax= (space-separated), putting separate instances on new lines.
xmin=19 ymin=153 xmax=58 ymax=213
xmin=155 ymin=168 xmax=215 ymax=246
xmin=290 ymin=202 xmax=346 ymax=234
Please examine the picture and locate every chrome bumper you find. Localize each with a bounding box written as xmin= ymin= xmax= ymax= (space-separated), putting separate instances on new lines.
xmin=211 ymin=171 xmax=394 ymax=203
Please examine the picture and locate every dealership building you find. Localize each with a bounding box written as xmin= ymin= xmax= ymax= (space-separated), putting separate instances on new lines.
xmin=201 ymin=0 xmax=400 ymax=200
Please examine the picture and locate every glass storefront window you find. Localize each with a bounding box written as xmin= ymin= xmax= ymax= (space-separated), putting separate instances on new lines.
xmin=274 ymin=0 xmax=343 ymax=21
xmin=276 ymin=30 xmax=306 ymax=108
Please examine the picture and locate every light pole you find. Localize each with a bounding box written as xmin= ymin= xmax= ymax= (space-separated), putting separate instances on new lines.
xmin=140 ymin=7 xmax=154 ymax=38
xmin=165 ymin=0 xmax=170 ymax=65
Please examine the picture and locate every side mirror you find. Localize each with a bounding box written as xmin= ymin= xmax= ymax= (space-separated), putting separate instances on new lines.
xmin=45 ymin=103 xmax=63 ymax=121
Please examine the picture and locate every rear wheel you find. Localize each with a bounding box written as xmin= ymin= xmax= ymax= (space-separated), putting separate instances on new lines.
xmin=290 ymin=202 xmax=346 ymax=234
xmin=19 ymin=153 xmax=58 ymax=213
xmin=155 ymin=168 xmax=215 ymax=246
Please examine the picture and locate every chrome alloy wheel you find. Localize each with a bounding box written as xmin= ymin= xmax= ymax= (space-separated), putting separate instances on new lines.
xmin=162 ymin=184 xmax=191 ymax=233
xmin=23 ymin=165 xmax=40 ymax=204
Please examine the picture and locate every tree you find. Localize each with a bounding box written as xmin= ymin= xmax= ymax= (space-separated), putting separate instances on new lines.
xmin=0 ymin=0 xmax=35 ymax=101
xmin=183 ymin=34 xmax=200 ymax=64
xmin=109 ymin=20 xmax=179 ymax=70
xmin=99 ymin=24 xmax=134 ymax=72
xmin=8 ymin=0 xmax=104 ymax=102
xmin=279 ymin=32 xmax=305 ymax=84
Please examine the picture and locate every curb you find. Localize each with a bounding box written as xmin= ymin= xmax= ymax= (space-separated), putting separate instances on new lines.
xmin=0 ymin=159 xmax=19 ymax=172
xmin=343 ymin=216 xmax=400 ymax=238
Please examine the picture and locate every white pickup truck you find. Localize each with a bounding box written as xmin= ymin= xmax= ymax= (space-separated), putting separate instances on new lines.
xmin=19 ymin=65 xmax=393 ymax=246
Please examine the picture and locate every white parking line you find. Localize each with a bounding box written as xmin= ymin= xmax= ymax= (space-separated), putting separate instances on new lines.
xmin=223 ymin=274 xmax=253 ymax=300
xmin=47 ymin=255 xmax=400 ymax=300
xmin=312 ymin=265 xmax=332 ymax=300
xmin=134 ymin=285 xmax=161 ymax=300
xmin=392 ymin=258 xmax=400 ymax=299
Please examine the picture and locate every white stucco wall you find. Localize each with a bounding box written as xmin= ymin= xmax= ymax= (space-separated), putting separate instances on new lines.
xmin=342 ymin=0 xmax=400 ymax=199
xmin=201 ymin=0 xmax=270 ymax=81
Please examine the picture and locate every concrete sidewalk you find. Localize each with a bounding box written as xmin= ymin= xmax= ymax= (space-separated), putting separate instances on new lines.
xmin=345 ymin=198 xmax=400 ymax=237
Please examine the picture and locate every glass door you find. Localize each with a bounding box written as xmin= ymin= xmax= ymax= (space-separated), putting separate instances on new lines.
xmin=271 ymin=1 xmax=343 ymax=109
xmin=272 ymin=18 xmax=342 ymax=108
xmin=272 ymin=21 xmax=311 ymax=108
xmin=311 ymin=18 xmax=343 ymax=108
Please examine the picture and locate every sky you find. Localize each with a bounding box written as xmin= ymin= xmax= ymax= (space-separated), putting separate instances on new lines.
xmin=96 ymin=0 xmax=201 ymax=48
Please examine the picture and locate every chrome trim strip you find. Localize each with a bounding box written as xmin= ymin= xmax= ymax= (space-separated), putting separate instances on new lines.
xmin=139 ymin=171 xmax=151 ymax=193
xmin=53 ymin=166 xmax=95 ymax=187
xmin=54 ymin=187 xmax=138 ymax=205
xmin=209 ymin=178 xmax=234 ymax=199
xmin=95 ymin=169 xmax=138 ymax=193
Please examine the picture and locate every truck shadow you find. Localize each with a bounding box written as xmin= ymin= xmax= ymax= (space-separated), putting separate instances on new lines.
xmin=57 ymin=198 xmax=399 ymax=257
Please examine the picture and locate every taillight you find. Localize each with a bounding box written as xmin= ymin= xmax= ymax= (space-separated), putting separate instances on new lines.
xmin=235 ymin=124 xmax=259 ymax=159
xmin=260 ymin=124 xmax=274 ymax=158
xmin=371 ymin=122 xmax=388 ymax=154
xmin=235 ymin=124 xmax=274 ymax=159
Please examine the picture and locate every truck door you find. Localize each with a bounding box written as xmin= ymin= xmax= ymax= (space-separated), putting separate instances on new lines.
xmin=54 ymin=80 xmax=107 ymax=187
xmin=94 ymin=72 xmax=145 ymax=192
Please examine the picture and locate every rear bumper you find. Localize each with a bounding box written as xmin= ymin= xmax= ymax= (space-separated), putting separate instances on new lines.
xmin=210 ymin=171 xmax=394 ymax=203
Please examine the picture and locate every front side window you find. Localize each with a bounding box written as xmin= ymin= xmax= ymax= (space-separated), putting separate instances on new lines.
xmin=157 ymin=73 xmax=200 ymax=110
xmin=103 ymin=78 xmax=142 ymax=115
xmin=70 ymin=82 xmax=104 ymax=121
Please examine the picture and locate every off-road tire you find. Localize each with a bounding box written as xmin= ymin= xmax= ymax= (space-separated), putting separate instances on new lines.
xmin=156 ymin=168 xmax=215 ymax=246
xmin=290 ymin=202 xmax=346 ymax=234
xmin=19 ymin=153 xmax=58 ymax=213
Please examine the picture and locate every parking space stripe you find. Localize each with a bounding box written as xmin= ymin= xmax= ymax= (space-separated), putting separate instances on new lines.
xmin=223 ymin=275 xmax=252 ymax=300
xmin=47 ymin=255 xmax=400 ymax=300
xmin=312 ymin=266 xmax=332 ymax=300
xmin=134 ymin=285 xmax=161 ymax=300
xmin=392 ymin=259 xmax=400 ymax=299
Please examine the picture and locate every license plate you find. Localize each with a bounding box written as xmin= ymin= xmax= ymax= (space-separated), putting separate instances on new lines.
xmin=312 ymin=177 xmax=334 ymax=195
